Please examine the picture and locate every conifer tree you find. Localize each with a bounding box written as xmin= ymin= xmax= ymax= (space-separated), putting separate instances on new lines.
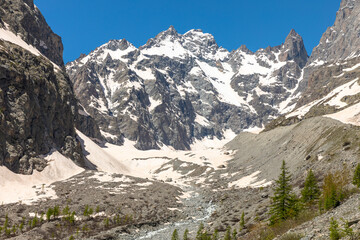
xmin=319 ymin=173 xmax=342 ymax=211
xmin=353 ymin=163 xmax=360 ymax=188
xmin=196 ymin=223 xmax=204 ymax=240
xmin=46 ymin=208 xmax=54 ymax=221
xmin=172 ymin=229 xmax=179 ymax=240
xmin=239 ymin=211 xmax=245 ymax=230
xmin=212 ymin=229 xmax=218 ymax=240
xmin=329 ymin=218 xmax=341 ymax=240
xmin=301 ymin=169 xmax=320 ymax=203
xmin=224 ymin=226 xmax=231 ymax=240
xmin=232 ymin=228 xmax=237 ymax=239
xmin=183 ymin=229 xmax=189 ymax=240
xmin=269 ymin=160 xmax=299 ymax=224
xmin=53 ymin=205 xmax=60 ymax=219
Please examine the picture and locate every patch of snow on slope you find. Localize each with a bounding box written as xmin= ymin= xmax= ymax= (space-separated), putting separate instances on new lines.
xmin=0 ymin=23 xmax=61 ymax=71
xmin=243 ymin=126 xmax=264 ymax=134
xmin=77 ymin=129 xmax=236 ymax=182
xmin=89 ymin=95 xmax=108 ymax=114
xmin=132 ymin=67 xmax=155 ymax=80
xmin=325 ymin=78 xmax=360 ymax=107
xmin=343 ymin=63 xmax=360 ymax=72
xmin=287 ymin=78 xmax=360 ymax=118
xmin=0 ymin=150 xmax=83 ymax=205
xmin=195 ymin=114 xmax=210 ymax=126
xmin=77 ymin=130 xmax=129 ymax=174
xmin=100 ymin=130 xmax=118 ymax=140
xmin=278 ymin=70 xmax=304 ymax=114
xmin=309 ymin=59 xmax=326 ymax=67
xmin=236 ymin=53 xmax=269 ymax=75
xmin=196 ymin=60 xmax=255 ymax=111
xmin=142 ymin=35 xmax=188 ymax=58
xmin=89 ymin=172 xmax=133 ymax=183
xmin=149 ymin=97 xmax=162 ymax=112
xmin=228 ymin=171 xmax=272 ymax=188
xmin=80 ymin=41 xmax=136 ymax=65
xmin=99 ymin=44 xmax=136 ymax=63
xmin=286 ymin=99 xmax=324 ymax=118
xmin=326 ymin=102 xmax=360 ymax=126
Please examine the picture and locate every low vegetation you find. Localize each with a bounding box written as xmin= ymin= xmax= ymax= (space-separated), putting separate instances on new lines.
xmin=169 ymin=161 xmax=360 ymax=240
xmin=0 ymin=204 xmax=134 ymax=239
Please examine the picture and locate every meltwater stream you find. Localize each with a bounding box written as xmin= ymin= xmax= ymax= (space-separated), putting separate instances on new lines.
xmin=119 ymin=187 xmax=216 ymax=240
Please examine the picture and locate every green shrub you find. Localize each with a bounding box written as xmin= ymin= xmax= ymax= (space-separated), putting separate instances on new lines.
xmin=212 ymin=229 xmax=218 ymax=240
xmin=319 ymin=172 xmax=349 ymax=211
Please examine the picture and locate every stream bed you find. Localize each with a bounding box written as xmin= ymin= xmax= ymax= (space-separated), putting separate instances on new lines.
xmin=118 ymin=186 xmax=216 ymax=240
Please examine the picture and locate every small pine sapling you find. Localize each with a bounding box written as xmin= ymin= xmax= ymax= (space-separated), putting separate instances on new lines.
xmin=183 ymin=228 xmax=189 ymax=240
xmin=172 ymin=229 xmax=179 ymax=240
xmin=329 ymin=218 xmax=341 ymax=240
xmin=353 ymin=163 xmax=360 ymax=188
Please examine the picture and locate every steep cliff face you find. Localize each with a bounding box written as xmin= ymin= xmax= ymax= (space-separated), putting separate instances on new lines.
xmin=290 ymin=0 xmax=360 ymax=113
xmin=0 ymin=0 xmax=102 ymax=174
xmin=67 ymin=28 xmax=308 ymax=150
xmin=0 ymin=0 xmax=64 ymax=67
xmin=310 ymin=0 xmax=360 ymax=63
xmin=0 ymin=40 xmax=83 ymax=174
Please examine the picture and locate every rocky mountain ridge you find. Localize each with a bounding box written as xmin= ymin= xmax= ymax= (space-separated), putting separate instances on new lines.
xmin=67 ymin=26 xmax=308 ymax=150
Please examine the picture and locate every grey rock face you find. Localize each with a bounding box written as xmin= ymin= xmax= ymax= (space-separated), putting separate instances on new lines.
xmin=67 ymin=27 xmax=308 ymax=150
xmin=0 ymin=0 xmax=104 ymax=174
xmin=0 ymin=40 xmax=85 ymax=174
xmin=310 ymin=0 xmax=360 ymax=63
xmin=75 ymin=103 xmax=104 ymax=141
xmin=291 ymin=0 xmax=360 ymax=109
xmin=0 ymin=0 xmax=64 ymax=67
xmin=278 ymin=29 xmax=308 ymax=68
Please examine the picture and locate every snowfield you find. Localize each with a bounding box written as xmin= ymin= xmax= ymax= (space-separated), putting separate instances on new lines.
xmin=0 ymin=150 xmax=83 ymax=204
xmin=0 ymin=127 xmax=274 ymax=205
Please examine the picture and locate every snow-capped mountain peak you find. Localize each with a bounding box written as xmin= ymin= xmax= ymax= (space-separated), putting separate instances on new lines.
xmin=67 ymin=27 xmax=308 ymax=150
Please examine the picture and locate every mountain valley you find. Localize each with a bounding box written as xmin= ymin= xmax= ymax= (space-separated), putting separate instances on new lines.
xmin=2 ymin=0 xmax=360 ymax=239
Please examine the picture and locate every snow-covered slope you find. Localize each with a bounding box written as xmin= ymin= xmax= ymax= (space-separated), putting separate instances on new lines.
xmin=0 ymin=22 xmax=60 ymax=71
xmin=0 ymin=150 xmax=83 ymax=204
xmin=67 ymin=27 xmax=307 ymax=150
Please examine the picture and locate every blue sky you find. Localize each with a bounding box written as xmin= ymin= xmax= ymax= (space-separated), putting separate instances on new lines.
xmin=35 ymin=0 xmax=341 ymax=63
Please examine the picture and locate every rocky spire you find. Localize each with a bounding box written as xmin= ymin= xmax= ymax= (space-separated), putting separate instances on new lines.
xmin=279 ymin=29 xmax=308 ymax=68
xmin=156 ymin=25 xmax=179 ymax=39
xmin=239 ymin=45 xmax=252 ymax=54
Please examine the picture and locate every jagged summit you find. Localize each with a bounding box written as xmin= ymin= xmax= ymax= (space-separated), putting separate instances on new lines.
xmin=67 ymin=25 xmax=308 ymax=150
xmin=279 ymin=29 xmax=308 ymax=68
xmin=152 ymin=25 xmax=179 ymax=41
xmin=106 ymin=38 xmax=133 ymax=51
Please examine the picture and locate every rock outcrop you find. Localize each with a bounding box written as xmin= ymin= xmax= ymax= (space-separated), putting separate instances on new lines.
xmin=0 ymin=0 xmax=64 ymax=67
